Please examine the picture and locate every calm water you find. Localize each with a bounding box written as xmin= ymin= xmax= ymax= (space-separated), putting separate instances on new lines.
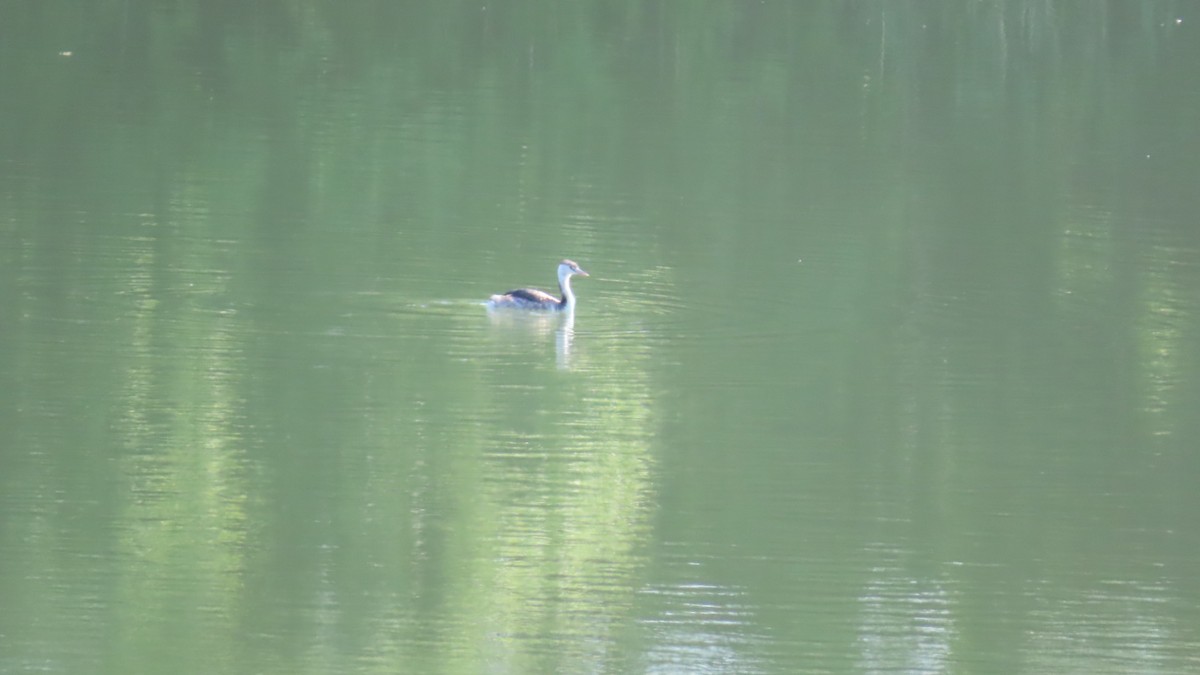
xmin=3 ymin=3 xmax=1200 ymax=673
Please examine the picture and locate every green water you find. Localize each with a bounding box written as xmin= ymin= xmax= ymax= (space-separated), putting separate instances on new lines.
xmin=3 ymin=3 xmax=1199 ymax=673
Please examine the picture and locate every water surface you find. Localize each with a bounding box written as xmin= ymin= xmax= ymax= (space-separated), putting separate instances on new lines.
xmin=3 ymin=3 xmax=1199 ymax=673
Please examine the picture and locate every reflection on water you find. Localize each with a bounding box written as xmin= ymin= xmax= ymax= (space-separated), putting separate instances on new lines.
xmin=640 ymin=580 xmax=767 ymax=674
xmin=472 ymin=296 xmax=662 ymax=672
xmin=856 ymin=568 xmax=956 ymax=674
xmin=556 ymin=312 xmax=576 ymax=370
xmin=485 ymin=306 xmax=578 ymax=370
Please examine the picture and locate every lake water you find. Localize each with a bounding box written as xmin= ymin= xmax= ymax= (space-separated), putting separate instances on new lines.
xmin=3 ymin=3 xmax=1199 ymax=673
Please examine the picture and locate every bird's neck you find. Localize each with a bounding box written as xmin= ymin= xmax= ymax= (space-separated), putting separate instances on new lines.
xmin=558 ymin=275 xmax=575 ymax=309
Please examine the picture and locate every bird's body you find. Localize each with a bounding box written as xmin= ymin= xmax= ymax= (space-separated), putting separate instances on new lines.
xmin=487 ymin=259 xmax=589 ymax=311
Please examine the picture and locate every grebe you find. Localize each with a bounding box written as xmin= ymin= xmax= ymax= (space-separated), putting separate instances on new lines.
xmin=487 ymin=259 xmax=589 ymax=311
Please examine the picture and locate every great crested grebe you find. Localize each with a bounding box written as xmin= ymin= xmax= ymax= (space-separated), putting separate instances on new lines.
xmin=487 ymin=259 xmax=589 ymax=311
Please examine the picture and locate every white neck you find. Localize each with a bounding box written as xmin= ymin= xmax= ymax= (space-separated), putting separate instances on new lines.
xmin=558 ymin=270 xmax=576 ymax=310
